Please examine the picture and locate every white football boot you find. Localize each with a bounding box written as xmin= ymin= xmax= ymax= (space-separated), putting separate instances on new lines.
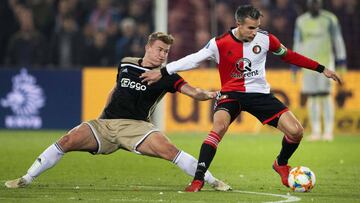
xmin=5 ymin=177 xmax=30 ymax=188
xmin=210 ymin=179 xmax=232 ymax=191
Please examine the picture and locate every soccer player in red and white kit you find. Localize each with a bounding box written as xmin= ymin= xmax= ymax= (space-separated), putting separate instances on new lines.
xmin=141 ymin=5 xmax=343 ymax=192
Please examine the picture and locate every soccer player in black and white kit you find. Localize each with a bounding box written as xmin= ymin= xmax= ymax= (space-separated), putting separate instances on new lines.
xmin=141 ymin=5 xmax=343 ymax=192
xmin=5 ymin=32 xmax=231 ymax=191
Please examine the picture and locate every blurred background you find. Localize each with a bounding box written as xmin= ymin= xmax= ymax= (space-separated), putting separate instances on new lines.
xmin=0 ymin=0 xmax=359 ymax=134
xmin=0 ymin=0 xmax=359 ymax=68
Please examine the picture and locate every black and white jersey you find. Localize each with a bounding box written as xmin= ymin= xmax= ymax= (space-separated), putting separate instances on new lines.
xmin=101 ymin=57 xmax=187 ymax=121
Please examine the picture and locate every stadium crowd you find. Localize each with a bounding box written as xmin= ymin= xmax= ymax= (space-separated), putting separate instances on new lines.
xmin=0 ymin=0 xmax=359 ymax=69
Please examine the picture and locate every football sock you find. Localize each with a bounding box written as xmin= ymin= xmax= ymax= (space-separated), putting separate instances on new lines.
xmin=308 ymin=96 xmax=321 ymax=135
xmin=194 ymin=131 xmax=221 ymax=181
xmin=277 ymin=135 xmax=300 ymax=166
xmin=322 ymin=95 xmax=334 ymax=135
xmin=23 ymin=143 xmax=64 ymax=183
xmin=173 ymin=151 xmax=216 ymax=184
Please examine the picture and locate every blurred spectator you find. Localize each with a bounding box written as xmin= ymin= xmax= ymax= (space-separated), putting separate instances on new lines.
xmin=0 ymin=0 xmax=19 ymax=64
xmin=115 ymin=17 xmax=137 ymax=61
xmin=5 ymin=6 xmax=47 ymax=67
xmin=127 ymin=0 xmax=153 ymax=25
xmin=266 ymin=12 xmax=293 ymax=68
xmin=87 ymin=0 xmax=121 ymax=37
xmin=168 ymin=0 xmax=210 ymax=61
xmin=0 ymin=0 xmax=359 ymax=69
xmin=270 ymin=0 xmax=297 ymax=44
xmin=54 ymin=0 xmax=74 ymax=33
xmin=27 ymin=0 xmax=55 ymax=40
xmin=49 ymin=15 xmax=82 ymax=67
xmin=341 ymin=0 xmax=360 ymax=68
xmin=215 ymin=2 xmax=234 ymax=34
xmin=82 ymin=31 xmax=114 ymax=66
xmin=259 ymin=7 xmax=270 ymax=30
xmin=129 ymin=21 xmax=151 ymax=58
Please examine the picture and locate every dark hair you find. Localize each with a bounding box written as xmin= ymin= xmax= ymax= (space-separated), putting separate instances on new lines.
xmin=147 ymin=32 xmax=174 ymax=45
xmin=235 ymin=5 xmax=262 ymax=23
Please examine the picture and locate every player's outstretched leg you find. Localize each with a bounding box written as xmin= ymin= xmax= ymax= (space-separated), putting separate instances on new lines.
xmin=5 ymin=143 xmax=64 ymax=188
xmin=5 ymin=124 xmax=97 ymax=189
xmin=137 ymin=131 xmax=231 ymax=192
xmin=173 ymin=150 xmax=231 ymax=191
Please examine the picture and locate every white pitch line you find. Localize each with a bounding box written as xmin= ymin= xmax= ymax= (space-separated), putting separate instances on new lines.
xmin=0 ymin=184 xmax=301 ymax=203
xmin=227 ymin=190 xmax=301 ymax=203
xmin=132 ymin=186 xmax=301 ymax=203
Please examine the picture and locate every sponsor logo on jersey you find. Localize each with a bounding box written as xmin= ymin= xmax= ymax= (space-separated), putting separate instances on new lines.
xmin=252 ymin=45 xmax=261 ymax=54
xmin=121 ymin=78 xmax=147 ymax=91
xmin=0 ymin=68 xmax=45 ymax=129
xmin=231 ymin=58 xmax=259 ymax=78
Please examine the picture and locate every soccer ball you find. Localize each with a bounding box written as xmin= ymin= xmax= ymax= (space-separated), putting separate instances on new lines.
xmin=288 ymin=166 xmax=316 ymax=192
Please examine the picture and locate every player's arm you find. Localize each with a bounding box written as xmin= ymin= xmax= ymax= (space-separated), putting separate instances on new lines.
xmin=331 ymin=15 xmax=347 ymax=73
xmin=269 ymin=34 xmax=343 ymax=85
xmin=179 ymin=84 xmax=217 ymax=101
xmin=140 ymin=38 xmax=217 ymax=85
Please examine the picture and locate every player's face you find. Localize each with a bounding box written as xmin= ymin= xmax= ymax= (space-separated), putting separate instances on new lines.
xmin=145 ymin=40 xmax=170 ymax=67
xmin=308 ymin=1 xmax=321 ymax=16
xmin=236 ymin=18 xmax=260 ymax=42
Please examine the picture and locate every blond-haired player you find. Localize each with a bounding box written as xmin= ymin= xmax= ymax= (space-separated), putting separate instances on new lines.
xmin=5 ymin=32 xmax=231 ymax=191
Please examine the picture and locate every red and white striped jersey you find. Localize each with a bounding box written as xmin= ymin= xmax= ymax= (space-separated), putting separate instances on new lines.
xmin=166 ymin=28 xmax=320 ymax=93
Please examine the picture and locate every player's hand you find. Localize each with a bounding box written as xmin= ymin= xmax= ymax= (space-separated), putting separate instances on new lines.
xmin=195 ymin=88 xmax=217 ymax=101
xmin=140 ymin=70 xmax=162 ymax=85
xmin=323 ymin=68 xmax=344 ymax=86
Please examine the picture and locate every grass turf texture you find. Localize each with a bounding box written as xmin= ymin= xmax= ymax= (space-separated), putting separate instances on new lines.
xmin=0 ymin=130 xmax=359 ymax=202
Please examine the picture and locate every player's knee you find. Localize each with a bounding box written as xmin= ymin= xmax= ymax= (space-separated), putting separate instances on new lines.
xmin=288 ymin=125 xmax=304 ymax=142
xmin=57 ymin=134 xmax=74 ymax=152
xmin=212 ymin=121 xmax=229 ymax=136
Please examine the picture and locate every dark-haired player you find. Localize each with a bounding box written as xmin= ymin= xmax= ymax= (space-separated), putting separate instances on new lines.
xmin=5 ymin=32 xmax=231 ymax=191
xmin=141 ymin=5 xmax=343 ymax=192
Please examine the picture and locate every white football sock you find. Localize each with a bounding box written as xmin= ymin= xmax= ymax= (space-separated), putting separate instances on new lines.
xmin=173 ymin=151 xmax=216 ymax=184
xmin=308 ymin=96 xmax=321 ymax=135
xmin=322 ymin=95 xmax=334 ymax=135
xmin=23 ymin=143 xmax=64 ymax=183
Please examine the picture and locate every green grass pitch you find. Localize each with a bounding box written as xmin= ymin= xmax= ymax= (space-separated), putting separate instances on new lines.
xmin=0 ymin=130 xmax=359 ymax=202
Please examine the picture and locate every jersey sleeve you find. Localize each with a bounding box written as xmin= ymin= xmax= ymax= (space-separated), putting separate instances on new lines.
xmin=166 ymin=38 xmax=218 ymax=74
xmin=164 ymin=74 xmax=188 ymax=93
xmin=269 ymin=34 xmax=323 ymax=72
xmin=330 ymin=15 xmax=347 ymax=66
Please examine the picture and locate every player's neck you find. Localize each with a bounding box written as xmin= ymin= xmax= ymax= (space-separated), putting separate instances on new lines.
xmin=234 ymin=29 xmax=246 ymax=42
xmin=141 ymin=57 xmax=158 ymax=68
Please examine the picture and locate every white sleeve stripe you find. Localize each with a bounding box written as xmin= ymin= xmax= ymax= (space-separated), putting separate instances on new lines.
xmin=121 ymin=63 xmax=150 ymax=71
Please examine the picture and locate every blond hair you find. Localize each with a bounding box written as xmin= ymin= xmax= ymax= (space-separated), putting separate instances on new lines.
xmin=147 ymin=32 xmax=174 ymax=45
